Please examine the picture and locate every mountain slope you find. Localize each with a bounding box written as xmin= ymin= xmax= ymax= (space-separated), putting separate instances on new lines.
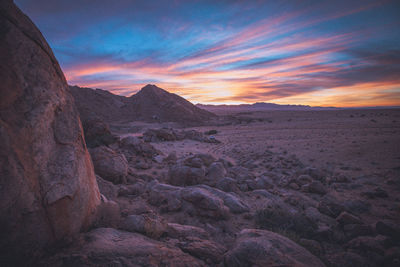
xmin=70 ymin=84 xmax=216 ymax=124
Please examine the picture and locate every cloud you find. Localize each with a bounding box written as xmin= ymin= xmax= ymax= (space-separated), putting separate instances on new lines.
xmin=14 ymin=0 xmax=400 ymax=106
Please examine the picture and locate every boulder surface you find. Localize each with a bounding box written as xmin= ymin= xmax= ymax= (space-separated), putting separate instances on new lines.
xmin=0 ymin=1 xmax=100 ymax=264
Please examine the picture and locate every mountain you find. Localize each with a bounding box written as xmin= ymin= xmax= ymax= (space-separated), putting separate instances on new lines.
xmin=70 ymin=84 xmax=216 ymax=125
xmin=197 ymin=102 xmax=337 ymax=111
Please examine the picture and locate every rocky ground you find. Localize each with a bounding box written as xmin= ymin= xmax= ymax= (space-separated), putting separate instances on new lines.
xmin=2 ymin=1 xmax=399 ymax=265
xmin=43 ymin=108 xmax=400 ymax=266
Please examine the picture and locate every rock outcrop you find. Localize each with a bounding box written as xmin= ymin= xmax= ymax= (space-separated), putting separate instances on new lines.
xmin=0 ymin=1 xmax=100 ymax=264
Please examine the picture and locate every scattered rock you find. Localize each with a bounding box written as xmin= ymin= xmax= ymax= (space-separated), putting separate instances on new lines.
xmin=225 ymin=229 xmax=325 ymax=267
xmin=120 ymin=136 xmax=158 ymax=157
xmin=120 ymin=213 xmax=167 ymax=239
xmin=336 ymin=211 xmax=363 ymax=225
xmin=346 ymin=235 xmax=387 ymax=256
xmin=299 ymin=238 xmax=323 ymax=256
xmin=302 ymin=181 xmax=327 ymax=195
xmin=318 ymin=194 xmax=346 ymax=218
xmin=343 ymin=224 xmax=374 ymax=239
xmin=148 ymin=183 xmax=183 ymax=212
xmin=96 ymin=175 xmax=118 ymax=199
xmin=216 ymin=177 xmax=240 ymax=193
xmin=181 ymin=187 xmax=230 ymax=219
xmin=89 ymin=146 xmax=128 ymax=184
xmin=166 ymin=223 xmax=210 ymax=240
xmin=376 ymin=220 xmax=400 ymax=241
xmin=178 ymin=237 xmax=226 ymax=264
xmin=46 ymin=228 xmax=205 ymax=266
xmin=206 ymin=162 xmax=227 ymax=185
xmin=95 ymin=195 xmax=121 ymax=228
xmin=327 ymin=251 xmax=371 ymax=267
xmin=168 ymin=164 xmax=206 ymax=186
xmin=81 ymin=118 xmax=118 ymax=148
xmin=361 ymin=187 xmax=388 ymax=199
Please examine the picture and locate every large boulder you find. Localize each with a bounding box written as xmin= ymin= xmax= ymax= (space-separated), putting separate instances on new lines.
xmin=89 ymin=146 xmax=128 ymax=184
xmin=225 ymin=229 xmax=325 ymax=267
xmin=80 ymin=117 xmax=117 ymax=148
xmin=45 ymin=228 xmax=205 ymax=266
xmin=120 ymin=135 xmax=158 ymax=158
xmin=168 ymin=164 xmax=206 ymax=186
xmin=0 ymin=1 xmax=100 ymax=264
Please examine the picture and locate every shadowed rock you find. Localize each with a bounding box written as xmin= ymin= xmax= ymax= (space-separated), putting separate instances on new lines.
xmin=45 ymin=228 xmax=205 ymax=266
xmin=225 ymin=229 xmax=325 ymax=267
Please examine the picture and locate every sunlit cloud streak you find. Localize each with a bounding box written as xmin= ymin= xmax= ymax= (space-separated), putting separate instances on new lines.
xmin=15 ymin=0 xmax=400 ymax=106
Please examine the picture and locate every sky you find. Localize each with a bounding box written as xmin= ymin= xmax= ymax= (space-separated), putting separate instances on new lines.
xmin=15 ymin=0 xmax=400 ymax=106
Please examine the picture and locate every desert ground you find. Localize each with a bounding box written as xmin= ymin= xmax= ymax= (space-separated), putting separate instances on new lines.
xmin=87 ymin=107 xmax=400 ymax=266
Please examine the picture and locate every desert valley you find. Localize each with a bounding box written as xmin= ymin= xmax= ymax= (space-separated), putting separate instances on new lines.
xmin=1 ymin=0 xmax=400 ymax=266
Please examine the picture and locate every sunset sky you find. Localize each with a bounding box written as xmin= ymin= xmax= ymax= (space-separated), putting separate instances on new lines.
xmin=15 ymin=0 xmax=400 ymax=106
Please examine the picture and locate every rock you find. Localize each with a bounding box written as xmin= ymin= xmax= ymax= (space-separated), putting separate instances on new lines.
xmin=343 ymin=224 xmax=374 ymax=239
xmin=89 ymin=146 xmax=128 ymax=184
xmin=0 ymin=2 xmax=100 ymax=263
xmin=181 ymin=187 xmax=229 ymax=219
xmin=336 ymin=211 xmax=362 ymax=225
xmin=227 ymin=166 xmax=254 ymax=183
xmin=300 ymin=167 xmax=326 ymax=181
xmin=343 ymin=199 xmax=371 ymax=215
xmin=166 ymin=223 xmax=210 ymax=240
xmin=191 ymin=153 xmax=216 ymax=167
xmin=95 ymin=195 xmax=120 ymax=228
xmin=225 ymin=229 xmax=325 ymax=267
xmin=206 ymin=162 xmax=226 ymax=184
xmin=346 ymin=235 xmax=387 ymax=255
xmin=153 ymin=154 xmax=164 ymax=163
xmin=247 ymin=176 xmax=274 ymax=191
xmin=384 ymin=247 xmax=400 ymax=267
xmin=168 ymin=164 xmax=205 ymax=186
xmin=284 ymin=192 xmax=318 ymax=209
xmin=96 ymin=175 xmax=118 ymax=199
xmin=120 ymin=214 xmax=167 ymax=239
xmin=296 ymin=174 xmax=313 ymax=186
xmin=376 ymin=220 xmax=400 ymax=241
xmin=216 ymin=177 xmax=240 ymax=193
xmin=318 ymin=194 xmax=346 ymax=218
xmin=81 ymin=118 xmax=117 ymax=148
xmin=361 ymin=187 xmax=388 ymax=199
xmin=197 ymin=185 xmax=249 ymax=214
xmin=46 ymin=228 xmax=205 ymax=266
xmin=299 ymin=239 xmax=323 ymax=256
xmin=302 ymin=181 xmax=327 ymax=195
xmin=178 ymin=237 xmax=226 ymax=264
xmin=305 ymin=207 xmax=338 ymax=229
xmin=118 ymin=183 xmax=145 ymax=197
xmin=256 ymin=198 xmax=317 ymax=237
xmin=289 ymin=182 xmax=300 ymax=190
xmin=164 ymin=151 xmax=177 ymax=164
xmin=327 ymin=251 xmax=371 ymax=267
xmin=143 ymin=128 xmax=177 ymax=142
xmin=184 ymin=156 xmax=204 ymax=168
xmin=120 ymin=136 xmax=158 ymax=158
xmin=148 ymin=183 xmax=182 ymax=212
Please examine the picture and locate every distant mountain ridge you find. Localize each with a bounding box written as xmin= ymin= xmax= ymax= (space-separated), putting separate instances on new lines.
xmin=70 ymin=84 xmax=216 ymax=124
xmin=197 ymin=102 xmax=337 ymax=111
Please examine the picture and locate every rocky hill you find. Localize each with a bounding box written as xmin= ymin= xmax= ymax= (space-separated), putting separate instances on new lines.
xmin=70 ymin=84 xmax=216 ymax=125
